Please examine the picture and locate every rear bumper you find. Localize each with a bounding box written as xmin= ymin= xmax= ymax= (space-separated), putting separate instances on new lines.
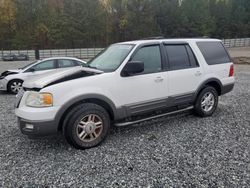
xmin=18 ymin=117 xmax=58 ymax=137
xmin=221 ymin=83 xmax=234 ymax=95
xmin=0 ymin=79 xmax=8 ymax=91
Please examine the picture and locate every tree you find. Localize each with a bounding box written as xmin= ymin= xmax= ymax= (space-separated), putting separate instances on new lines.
xmin=47 ymin=0 xmax=106 ymax=48
xmin=0 ymin=0 xmax=16 ymax=49
xmin=0 ymin=0 xmax=250 ymax=49
xmin=180 ymin=0 xmax=215 ymax=37
xmin=153 ymin=0 xmax=182 ymax=37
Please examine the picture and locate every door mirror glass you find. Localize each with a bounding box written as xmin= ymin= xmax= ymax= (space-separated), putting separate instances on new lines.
xmin=121 ymin=61 xmax=144 ymax=76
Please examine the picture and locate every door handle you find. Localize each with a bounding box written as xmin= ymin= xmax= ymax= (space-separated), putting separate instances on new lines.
xmin=155 ymin=77 xmax=164 ymax=83
xmin=195 ymin=71 xmax=202 ymax=76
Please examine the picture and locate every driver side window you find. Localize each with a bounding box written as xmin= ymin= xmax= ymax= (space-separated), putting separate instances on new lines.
xmin=132 ymin=45 xmax=162 ymax=74
xmin=31 ymin=60 xmax=55 ymax=71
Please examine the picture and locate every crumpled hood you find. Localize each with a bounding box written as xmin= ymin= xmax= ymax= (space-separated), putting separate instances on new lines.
xmin=7 ymin=69 xmax=21 ymax=73
xmin=23 ymin=67 xmax=103 ymax=89
xmin=1 ymin=69 xmax=21 ymax=76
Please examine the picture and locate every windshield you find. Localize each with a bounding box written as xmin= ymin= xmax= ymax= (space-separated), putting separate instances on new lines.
xmin=20 ymin=61 xmax=37 ymax=69
xmin=88 ymin=44 xmax=134 ymax=72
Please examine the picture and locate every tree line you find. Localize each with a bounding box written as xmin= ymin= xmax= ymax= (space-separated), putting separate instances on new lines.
xmin=0 ymin=0 xmax=249 ymax=50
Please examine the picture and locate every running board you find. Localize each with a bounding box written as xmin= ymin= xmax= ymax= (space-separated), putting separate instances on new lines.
xmin=114 ymin=106 xmax=194 ymax=127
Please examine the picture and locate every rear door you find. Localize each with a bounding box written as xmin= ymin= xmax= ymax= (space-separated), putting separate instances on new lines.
xmin=165 ymin=43 xmax=204 ymax=101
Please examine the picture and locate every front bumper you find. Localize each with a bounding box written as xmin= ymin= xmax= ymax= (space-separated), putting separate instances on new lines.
xmin=0 ymin=78 xmax=8 ymax=91
xmin=18 ymin=117 xmax=58 ymax=137
xmin=15 ymin=90 xmax=61 ymax=137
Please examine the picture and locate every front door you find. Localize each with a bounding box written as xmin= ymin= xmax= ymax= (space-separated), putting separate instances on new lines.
xmin=114 ymin=44 xmax=169 ymax=115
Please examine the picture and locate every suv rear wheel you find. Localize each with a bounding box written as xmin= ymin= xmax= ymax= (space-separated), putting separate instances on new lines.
xmin=194 ymin=86 xmax=218 ymax=117
xmin=63 ymin=103 xmax=110 ymax=149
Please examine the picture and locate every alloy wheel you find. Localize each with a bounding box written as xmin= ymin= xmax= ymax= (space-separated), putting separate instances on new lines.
xmin=76 ymin=114 xmax=104 ymax=142
xmin=10 ymin=81 xmax=22 ymax=94
xmin=201 ymin=92 xmax=215 ymax=112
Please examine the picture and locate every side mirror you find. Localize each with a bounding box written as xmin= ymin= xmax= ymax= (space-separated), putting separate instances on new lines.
xmin=121 ymin=61 xmax=144 ymax=76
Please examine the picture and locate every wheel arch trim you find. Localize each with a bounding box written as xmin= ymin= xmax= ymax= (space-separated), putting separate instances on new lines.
xmin=194 ymin=78 xmax=223 ymax=100
xmin=55 ymin=94 xmax=119 ymax=131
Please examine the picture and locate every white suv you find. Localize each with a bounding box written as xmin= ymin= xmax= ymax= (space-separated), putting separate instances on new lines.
xmin=15 ymin=38 xmax=235 ymax=149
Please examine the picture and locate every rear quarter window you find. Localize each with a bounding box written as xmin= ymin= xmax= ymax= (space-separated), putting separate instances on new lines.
xmin=197 ymin=41 xmax=231 ymax=65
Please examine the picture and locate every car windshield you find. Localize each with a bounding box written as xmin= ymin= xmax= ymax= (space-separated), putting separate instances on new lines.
xmin=87 ymin=44 xmax=134 ymax=72
xmin=20 ymin=61 xmax=37 ymax=69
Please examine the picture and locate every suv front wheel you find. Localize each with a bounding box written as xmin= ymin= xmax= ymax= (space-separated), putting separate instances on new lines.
xmin=194 ymin=86 xmax=218 ymax=117
xmin=63 ymin=103 xmax=111 ymax=149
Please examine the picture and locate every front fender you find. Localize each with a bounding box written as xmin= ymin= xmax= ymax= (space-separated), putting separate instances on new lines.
xmin=54 ymin=93 xmax=124 ymax=130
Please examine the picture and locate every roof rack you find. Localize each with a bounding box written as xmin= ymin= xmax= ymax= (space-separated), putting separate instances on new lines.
xmin=141 ymin=36 xmax=165 ymax=40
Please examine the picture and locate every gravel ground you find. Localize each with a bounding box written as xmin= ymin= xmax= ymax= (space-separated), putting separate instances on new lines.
xmin=0 ymin=61 xmax=250 ymax=187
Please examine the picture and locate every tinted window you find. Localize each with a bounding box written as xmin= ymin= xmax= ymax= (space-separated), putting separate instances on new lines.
xmin=58 ymin=59 xmax=75 ymax=68
xmin=165 ymin=45 xmax=190 ymax=70
xmin=32 ymin=60 xmax=55 ymax=71
xmin=132 ymin=45 xmax=162 ymax=73
xmin=186 ymin=45 xmax=198 ymax=67
xmin=197 ymin=42 xmax=231 ymax=65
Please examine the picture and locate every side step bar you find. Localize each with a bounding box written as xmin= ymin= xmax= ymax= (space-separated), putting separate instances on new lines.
xmin=115 ymin=106 xmax=194 ymax=127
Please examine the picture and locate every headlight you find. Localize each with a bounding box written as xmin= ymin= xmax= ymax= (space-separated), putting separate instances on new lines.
xmin=26 ymin=92 xmax=53 ymax=107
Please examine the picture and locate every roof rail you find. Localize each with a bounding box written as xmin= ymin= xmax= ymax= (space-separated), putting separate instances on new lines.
xmin=140 ymin=36 xmax=165 ymax=40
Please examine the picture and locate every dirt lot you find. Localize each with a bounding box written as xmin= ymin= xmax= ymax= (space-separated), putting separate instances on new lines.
xmin=228 ymin=47 xmax=250 ymax=58
xmin=0 ymin=59 xmax=250 ymax=187
xmin=228 ymin=47 xmax=250 ymax=64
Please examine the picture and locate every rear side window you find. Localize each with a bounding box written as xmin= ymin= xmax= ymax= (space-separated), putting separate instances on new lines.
xmin=57 ymin=59 xmax=75 ymax=68
xmin=186 ymin=45 xmax=198 ymax=67
xmin=164 ymin=44 xmax=198 ymax=70
xmin=197 ymin=42 xmax=231 ymax=65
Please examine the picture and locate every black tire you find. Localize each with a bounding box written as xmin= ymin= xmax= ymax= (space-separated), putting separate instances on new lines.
xmin=63 ymin=103 xmax=111 ymax=149
xmin=7 ymin=79 xmax=23 ymax=94
xmin=194 ymin=86 xmax=218 ymax=117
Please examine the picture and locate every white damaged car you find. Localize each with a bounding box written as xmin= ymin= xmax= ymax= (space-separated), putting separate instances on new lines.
xmin=0 ymin=57 xmax=86 ymax=94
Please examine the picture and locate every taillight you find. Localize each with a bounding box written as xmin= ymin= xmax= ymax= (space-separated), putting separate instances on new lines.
xmin=229 ymin=64 xmax=234 ymax=77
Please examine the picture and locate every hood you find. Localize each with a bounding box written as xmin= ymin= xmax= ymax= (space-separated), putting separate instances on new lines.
xmin=23 ymin=67 xmax=103 ymax=89
xmin=0 ymin=69 xmax=21 ymax=78
xmin=7 ymin=69 xmax=21 ymax=73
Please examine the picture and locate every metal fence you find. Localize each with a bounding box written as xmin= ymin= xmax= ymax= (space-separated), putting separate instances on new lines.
xmin=39 ymin=48 xmax=104 ymax=60
xmin=222 ymin=38 xmax=250 ymax=48
xmin=1 ymin=38 xmax=249 ymax=60
xmin=0 ymin=48 xmax=104 ymax=60
xmin=0 ymin=49 xmax=36 ymax=60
